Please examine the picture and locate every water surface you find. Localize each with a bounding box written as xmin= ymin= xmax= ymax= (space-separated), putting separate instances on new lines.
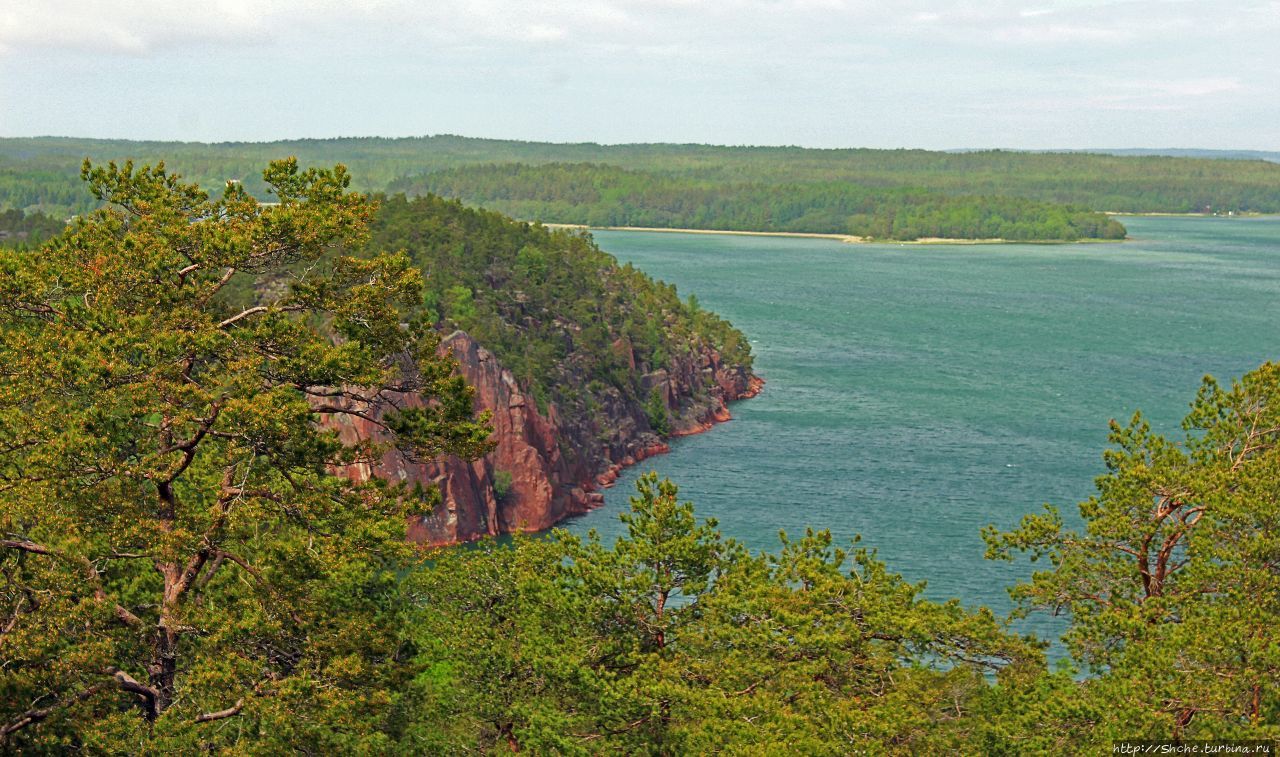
xmin=563 ymin=217 xmax=1280 ymax=644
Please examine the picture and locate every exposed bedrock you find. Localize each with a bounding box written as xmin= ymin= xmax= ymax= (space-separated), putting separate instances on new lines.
xmin=332 ymin=331 xmax=761 ymax=545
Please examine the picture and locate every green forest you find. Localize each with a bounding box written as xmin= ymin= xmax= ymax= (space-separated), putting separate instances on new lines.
xmin=5 ymin=135 xmax=1280 ymax=240
xmin=0 ymin=208 xmax=65 ymax=249
xmin=1 ymin=161 xmax=1278 ymax=752
xmin=367 ymin=193 xmax=751 ymax=415
xmin=395 ymin=162 xmax=1126 ymax=241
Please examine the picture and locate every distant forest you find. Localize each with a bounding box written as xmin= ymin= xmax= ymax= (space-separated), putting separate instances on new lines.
xmin=0 ymin=207 xmax=64 ymax=248
xmin=4 ymin=136 xmax=1280 ymax=240
xmin=393 ymin=162 xmax=1126 ymax=241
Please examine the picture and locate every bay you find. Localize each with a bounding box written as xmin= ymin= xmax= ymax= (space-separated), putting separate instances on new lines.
xmin=562 ymin=216 xmax=1280 ymax=645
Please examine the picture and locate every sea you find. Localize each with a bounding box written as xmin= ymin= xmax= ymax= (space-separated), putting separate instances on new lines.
xmin=561 ymin=216 xmax=1280 ymax=648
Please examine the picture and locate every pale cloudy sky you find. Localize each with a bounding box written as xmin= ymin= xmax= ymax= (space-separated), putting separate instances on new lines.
xmin=1 ymin=0 xmax=1276 ymax=149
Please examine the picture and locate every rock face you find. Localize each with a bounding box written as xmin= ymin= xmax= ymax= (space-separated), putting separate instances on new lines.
xmin=332 ymin=330 xmax=761 ymax=545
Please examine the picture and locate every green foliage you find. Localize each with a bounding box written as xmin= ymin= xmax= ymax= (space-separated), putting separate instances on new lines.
xmin=5 ymin=136 xmax=1280 ymax=221
xmin=0 ymin=159 xmax=492 ymax=750
xmin=404 ymin=162 xmax=1128 ymax=241
xmin=983 ymin=362 xmax=1280 ymax=747
xmin=5 ymin=145 xmax=1280 ymax=752
xmin=366 ymin=193 xmax=753 ymax=442
xmin=405 ymin=473 xmax=1040 ymax=753
xmin=645 ymin=386 xmax=671 ymax=436
xmin=442 ymin=284 xmax=477 ymax=324
xmin=0 ymin=208 xmax=66 ymax=248
xmin=492 ymin=470 xmax=514 ymax=501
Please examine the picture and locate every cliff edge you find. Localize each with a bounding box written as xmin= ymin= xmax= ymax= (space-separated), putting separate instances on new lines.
xmin=333 ymin=330 xmax=760 ymax=545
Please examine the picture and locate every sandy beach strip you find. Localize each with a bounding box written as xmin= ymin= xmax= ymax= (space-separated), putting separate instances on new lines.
xmin=541 ymin=223 xmax=1120 ymax=245
xmin=542 ymin=223 xmax=867 ymax=243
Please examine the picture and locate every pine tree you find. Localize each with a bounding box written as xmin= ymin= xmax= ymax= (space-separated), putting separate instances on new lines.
xmin=985 ymin=363 xmax=1280 ymax=743
xmin=0 ymin=159 xmax=492 ymax=749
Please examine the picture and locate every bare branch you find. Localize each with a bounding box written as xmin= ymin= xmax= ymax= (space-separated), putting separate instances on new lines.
xmin=176 ymin=263 xmax=201 ymax=283
xmin=1 ymin=538 xmax=142 ymax=626
xmin=217 ymin=306 xmax=269 ymax=329
xmin=216 ymin=550 xmax=270 ymax=586
xmin=311 ymin=404 xmax=391 ymax=431
xmin=191 ymin=552 xmax=226 ymax=598
xmin=108 ymin=668 xmax=159 ymax=720
xmin=1 ymin=588 xmax=32 ymax=635
xmin=0 ymin=539 xmax=51 ymax=556
xmin=195 ymin=698 xmax=245 ymax=723
xmin=215 ymin=549 xmax=302 ymax=624
xmin=218 ymin=304 xmax=306 ymax=330
xmin=196 ymin=266 xmax=238 ymax=306
xmin=0 ymin=684 xmax=107 ymax=741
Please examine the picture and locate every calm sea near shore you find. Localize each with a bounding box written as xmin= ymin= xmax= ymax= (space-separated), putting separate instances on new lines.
xmin=564 ymin=216 xmax=1280 ymax=646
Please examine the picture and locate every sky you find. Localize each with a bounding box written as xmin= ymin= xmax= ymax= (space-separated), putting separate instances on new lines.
xmin=1 ymin=0 xmax=1277 ymax=150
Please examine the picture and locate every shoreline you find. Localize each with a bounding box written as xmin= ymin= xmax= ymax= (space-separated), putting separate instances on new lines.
xmin=428 ymin=375 xmax=765 ymax=548
xmin=544 ymin=223 xmax=867 ymax=243
xmin=542 ymin=223 xmax=1123 ymax=245
xmin=590 ymin=374 xmax=764 ymax=493
xmin=1105 ymin=211 xmax=1280 ymax=218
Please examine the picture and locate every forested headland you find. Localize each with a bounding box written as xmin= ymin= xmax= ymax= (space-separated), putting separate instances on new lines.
xmin=6 ymin=135 xmax=1280 ymax=241
xmin=188 ymin=174 xmax=760 ymax=545
xmin=368 ymin=192 xmax=751 ymax=411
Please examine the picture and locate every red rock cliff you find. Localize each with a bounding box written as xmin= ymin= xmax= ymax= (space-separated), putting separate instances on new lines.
xmin=332 ymin=330 xmax=761 ymax=545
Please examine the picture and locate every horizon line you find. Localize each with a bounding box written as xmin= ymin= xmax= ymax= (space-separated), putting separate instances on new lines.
xmin=1 ymin=133 xmax=1277 ymax=156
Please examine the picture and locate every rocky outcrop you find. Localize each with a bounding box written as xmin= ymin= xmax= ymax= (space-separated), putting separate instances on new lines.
xmin=332 ymin=330 xmax=761 ymax=545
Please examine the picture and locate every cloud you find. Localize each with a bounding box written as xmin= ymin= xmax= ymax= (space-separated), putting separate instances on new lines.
xmin=992 ymin=23 xmax=1134 ymax=43
xmin=0 ymin=0 xmax=636 ymax=55
xmin=3 ymin=0 xmax=1264 ymax=58
xmin=0 ymin=0 xmax=285 ymax=55
xmin=1022 ymin=76 xmax=1251 ymax=114
xmin=889 ymin=0 xmax=1279 ymax=47
xmin=1149 ymin=77 xmax=1244 ymax=97
xmin=2 ymin=0 xmax=1277 ymax=148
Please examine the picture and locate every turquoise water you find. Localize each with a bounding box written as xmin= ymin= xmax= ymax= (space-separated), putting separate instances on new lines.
xmin=563 ymin=217 xmax=1280 ymax=645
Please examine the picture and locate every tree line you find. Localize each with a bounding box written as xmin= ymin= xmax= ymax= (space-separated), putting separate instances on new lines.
xmin=5 ymin=135 xmax=1280 ymax=220
xmin=395 ymin=162 xmax=1128 ymax=241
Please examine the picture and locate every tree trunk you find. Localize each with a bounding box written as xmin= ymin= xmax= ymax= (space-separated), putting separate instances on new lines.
xmin=148 ymin=626 xmax=177 ymax=716
xmin=149 ymin=565 xmax=183 ymax=716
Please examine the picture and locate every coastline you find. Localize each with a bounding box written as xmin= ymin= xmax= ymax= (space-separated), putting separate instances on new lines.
xmin=389 ymin=330 xmax=765 ymax=548
xmin=426 ymin=374 xmax=765 ymax=548
xmin=1105 ymin=211 xmax=1279 ymax=218
xmin=545 ymin=223 xmax=867 ymax=243
xmin=591 ymin=374 xmax=764 ymax=493
xmin=543 ymin=223 xmax=1123 ymax=245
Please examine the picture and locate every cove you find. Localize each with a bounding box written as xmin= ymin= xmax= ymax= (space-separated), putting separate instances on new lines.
xmin=562 ymin=216 xmax=1280 ymax=644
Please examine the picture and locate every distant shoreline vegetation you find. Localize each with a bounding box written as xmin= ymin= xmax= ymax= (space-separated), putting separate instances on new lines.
xmin=545 ymin=223 xmax=1128 ymax=245
xmin=392 ymin=163 xmax=1127 ymax=242
xmin=6 ymin=135 xmax=1280 ymax=241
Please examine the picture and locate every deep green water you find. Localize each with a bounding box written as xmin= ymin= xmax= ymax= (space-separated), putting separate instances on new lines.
xmin=563 ymin=216 xmax=1280 ymax=644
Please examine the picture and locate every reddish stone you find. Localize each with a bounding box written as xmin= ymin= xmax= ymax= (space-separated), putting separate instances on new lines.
xmin=329 ymin=330 xmax=762 ymax=545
